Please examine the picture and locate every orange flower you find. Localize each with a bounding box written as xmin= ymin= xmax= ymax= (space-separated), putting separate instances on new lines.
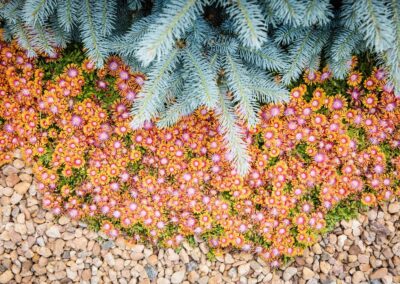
xmin=347 ymin=71 xmax=362 ymax=87
xmin=361 ymin=193 xmax=377 ymax=206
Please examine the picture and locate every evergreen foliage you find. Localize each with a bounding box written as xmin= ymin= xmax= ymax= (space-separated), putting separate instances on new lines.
xmin=1 ymin=0 xmax=400 ymax=175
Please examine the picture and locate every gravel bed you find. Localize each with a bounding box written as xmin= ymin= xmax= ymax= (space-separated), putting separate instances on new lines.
xmin=0 ymin=153 xmax=399 ymax=284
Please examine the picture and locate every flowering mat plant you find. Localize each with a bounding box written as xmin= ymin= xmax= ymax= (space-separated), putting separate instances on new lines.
xmin=1 ymin=37 xmax=399 ymax=266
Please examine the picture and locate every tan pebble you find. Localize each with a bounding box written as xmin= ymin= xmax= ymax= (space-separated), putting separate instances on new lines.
xmin=147 ymin=254 xmax=158 ymax=266
xmin=352 ymin=271 xmax=365 ymax=284
xmin=302 ymin=267 xmax=315 ymax=280
xmin=6 ymin=174 xmax=20 ymax=187
xmin=53 ymin=239 xmax=65 ymax=256
xmin=370 ymin=268 xmax=388 ymax=280
xmin=0 ymin=270 xmax=13 ymax=284
xmin=320 ymin=261 xmax=331 ymax=274
xmin=2 ymin=165 xmax=19 ymax=175
xmin=92 ymin=243 xmax=101 ymax=256
xmin=58 ymin=216 xmax=70 ymax=225
xmin=19 ymin=173 xmax=32 ymax=183
xmin=13 ymin=159 xmax=25 ymax=169
xmin=358 ymin=254 xmax=369 ymax=264
xmin=14 ymin=182 xmax=30 ymax=195
xmin=81 ymin=269 xmax=91 ymax=281
xmin=388 ymin=203 xmax=400 ymax=214
xmin=131 ymin=252 xmax=144 ymax=261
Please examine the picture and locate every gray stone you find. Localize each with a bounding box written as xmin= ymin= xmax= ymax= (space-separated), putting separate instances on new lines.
xmin=101 ymin=240 xmax=115 ymax=250
xmin=185 ymin=261 xmax=198 ymax=272
xmin=144 ymin=264 xmax=157 ymax=281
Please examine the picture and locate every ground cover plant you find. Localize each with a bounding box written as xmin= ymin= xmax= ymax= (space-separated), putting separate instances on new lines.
xmin=1 ymin=0 xmax=400 ymax=175
xmin=0 ymin=36 xmax=399 ymax=266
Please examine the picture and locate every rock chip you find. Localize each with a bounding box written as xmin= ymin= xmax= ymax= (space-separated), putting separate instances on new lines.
xmin=53 ymin=239 xmax=65 ymax=256
xmin=186 ymin=261 xmax=197 ymax=272
xmin=349 ymin=244 xmax=361 ymax=255
xmin=358 ymin=254 xmax=369 ymax=264
xmin=74 ymin=237 xmax=88 ymax=250
xmin=302 ymin=267 xmax=315 ymax=280
xmin=147 ymin=254 xmax=158 ymax=266
xmin=104 ymin=252 xmax=115 ymax=266
xmin=38 ymin=247 xmax=52 ymax=257
xmin=19 ymin=173 xmax=32 ymax=183
xmin=6 ymin=174 xmax=20 ymax=187
xmin=187 ymin=271 xmax=199 ymax=283
xmin=144 ymin=264 xmax=157 ymax=281
xmin=58 ymin=216 xmax=70 ymax=225
xmin=370 ymin=268 xmax=388 ymax=280
xmin=101 ymin=240 xmax=114 ymax=250
xmin=393 ymin=243 xmax=400 ymax=257
xmin=3 ymin=165 xmax=18 ymax=175
xmin=225 ymin=253 xmax=235 ymax=264
xmin=283 ymin=267 xmax=297 ymax=281
xmin=81 ymin=269 xmax=91 ymax=281
xmin=10 ymin=192 xmax=23 ymax=204
xmin=0 ymin=270 xmax=13 ymax=284
xmin=337 ymin=235 xmax=347 ymax=249
xmin=313 ymin=243 xmax=322 ymax=254
xmin=45 ymin=226 xmax=61 ymax=238
xmin=320 ymin=262 xmax=331 ymax=274
xmin=352 ymin=271 xmax=365 ymax=283
xmin=13 ymin=159 xmax=25 ymax=169
xmin=14 ymin=182 xmax=30 ymax=195
xmin=228 ymin=267 xmax=238 ymax=278
xmin=171 ymin=269 xmax=186 ymax=284
xmin=238 ymin=263 xmax=250 ymax=276
xmin=157 ymin=278 xmax=170 ymax=284
xmin=388 ymin=203 xmax=400 ymax=214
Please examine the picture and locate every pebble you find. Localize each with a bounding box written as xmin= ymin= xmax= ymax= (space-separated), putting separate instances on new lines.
xmin=186 ymin=261 xmax=197 ymax=272
xmin=148 ymin=254 xmax=158 ymax=266
xmin=14 ymin=181 xmax=30 ymax=195
xmin=338 ymin=235 xmax=347 ymax=249
xmin=58 ymin=216 xmax=70 ymax=225
xmin=238 ymin=263 xmax=250 ymax=276
xmin=46 ymin=226 xmax=61 ymax=238
xmin=225 ymin=253 xmax=235 ymax=264
xmin=13 ymin=159 xmax=25 ymax=169
xmin=313 ymin=243 xmax=322 ymax=254
xmin=303 ymin=267 xmax=315 ymax=280
xmin=101 ymin=240 xmax=115 ymax=250
xmin=370 ymin=268 xmax=388 ymax=280
xmin=104 ymin=252 xmax=115 ymax=266
xmin=388 ymin=203 xmax=400 ymax=214
xmin=228 ymin=267 xmax=238 ymax=278
xmin=0 ymin=270 xmax=13 ymax=284
xmin=157 ymin=278 xmax=170 ymax=284
xmin=187 ymin=271 xmax=199 ymax=283
xmin=145 ymin=264 xmax=157 ymax=281
xmin=352 ymin=271 xmax=365 ymax=283
xmin=6 ymin=174 xmax=20 ymax=187
xmin=171 ymin=270 xmax=186 ymax=284
xmin=283 ymin=267 xmax=297 ymax=281
xmin=320 ymin=262 xmax=331 ymax=274
xmin=10 ymin=192 xmax=23 ymax=204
